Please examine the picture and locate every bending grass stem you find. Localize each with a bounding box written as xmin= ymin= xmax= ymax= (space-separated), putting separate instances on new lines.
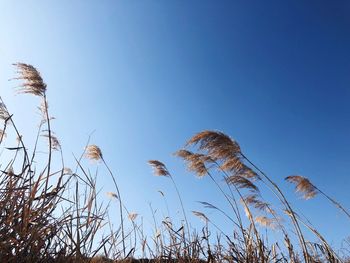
xmin=101 ymin=157 xmax=126 ymax=258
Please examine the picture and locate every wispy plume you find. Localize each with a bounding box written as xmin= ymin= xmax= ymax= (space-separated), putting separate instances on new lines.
xmin=175 ymin=149 xmax=212 ymax=177
xmin=148 ymin=160 xmax=170 ymax=177
xmin=226 ymin=175 xmax=259 ymax=193
xmin=255 ymin=216 xmax=276 ymax=228
xmin=285 ymin=175 xmax=317 ymax=200
xmin=243 ymin=194 xmax=273 ymax=214
xmin=85 ymin=145 xmax=103 ymax=161
xmin=0 ymin=102 xmax=10 ymax=121
xmin=186 ymin=130 xmax=241 ymax=160
xmin=12 ymin=63 xmax=47 ymax=96
xmin=192 ymin=211 xmax=209 ymax=223
xmin=42 ymin=133 xmax=61 ymax=150
xmin=106 ymin=192 xmax=118 ymax=199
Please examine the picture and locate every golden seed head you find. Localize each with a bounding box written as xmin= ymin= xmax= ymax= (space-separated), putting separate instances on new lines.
xmin=13 ymin=63 xmax=47 ymax=96
xmin=286 ymin=175 xmax=318 ymax=200
xmin=186 ymin=130 xmax=241 ymax=160
xmin=175 ymin=149 xmax=211 ymax=177
xmin=85 ymin=145 xmax=103 ymax=161
xmin=226 ymin=175 xmax=259 ymax=193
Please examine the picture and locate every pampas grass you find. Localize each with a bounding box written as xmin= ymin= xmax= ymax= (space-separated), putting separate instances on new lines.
xmin=286 ymin=175 xmax=318 ymax=200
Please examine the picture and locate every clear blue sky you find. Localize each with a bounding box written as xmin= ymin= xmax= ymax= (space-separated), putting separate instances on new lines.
xmin=1 ymin=0 xmax=349 ymax=248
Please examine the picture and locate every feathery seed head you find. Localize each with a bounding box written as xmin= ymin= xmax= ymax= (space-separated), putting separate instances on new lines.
xmin=42 ymin=133 xmax=61 ymax=150
xmin=175 ymin=149 xmax=193 ymax=159
xmin=221 ymin=156 xmax=244 ymax=172
xmin=13 ymin=63 xmax=47 ymax=96
xmin=255 ymin=216 xmax=276 ymax=228
xmin=285 ymin=175 xmax=318 ymax=200
xmin=243 ymin=194 xmax=271 ymax=213
xmin=226 ymin=175 xmax=259 ymax=193
xmin=186 ymin=130 xmax=241 ymax=160
xmin=85 ymin=145 xmax=103 ymax=161
xmin=148 ymin=160 xmax=170 ymax=177
xmin=175 ymin=149 xmax=212 ymax=177
xmin=0 ymin=102 xmax=10 ymax=121
xmin=192 ymin=211 xmax=209 ymax=223
xmin=236 ymin=164 xmax=259 ymax=179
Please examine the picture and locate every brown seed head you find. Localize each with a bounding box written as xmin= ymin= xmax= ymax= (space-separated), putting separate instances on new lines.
xmin=186 ymin=130 xmax=241 ymax=160
xmin=221 ymin=156 xmax=244 ymax=172
xmin=85 ymin=145 xmax=103 ymax=161
xmin=226 ymin=175 xmax=259 ymax=193
xmin=235 ymin=164 xmax=259 ymax=179
xmin=285 ymin=175 xmax=318 ymax=200
xmin=175 ymin=149 xmax=212 ymax=177
xmin=13 ymin=63 xmax=47 ymax=96
xmin=148 ymin=160 xmax=170 ymax=177
xmin=243 ymin=194 xmax=271 ymax=213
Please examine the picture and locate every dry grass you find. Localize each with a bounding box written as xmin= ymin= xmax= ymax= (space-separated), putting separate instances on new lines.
xmin=0 ymin=63 xmax=348 ymax=262
xmin=286 ymin=175 xmax=318 ymax=200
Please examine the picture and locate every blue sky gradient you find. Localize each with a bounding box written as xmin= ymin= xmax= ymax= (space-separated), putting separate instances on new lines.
xmin=1 ymin=0 xmax=349 ymax=248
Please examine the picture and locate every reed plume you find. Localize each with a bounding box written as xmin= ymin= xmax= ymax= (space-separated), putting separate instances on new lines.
xmin=286 ymin=175 xmax=350 ymax=220
xmin=243 ymin=194 xmax=273 ymax=214
xmin=0 ymin=102 xmax=10 ymax=121
xmin=192 ymin=211 xmax=209 ymax=223
xmin=13 ymin=63 xmax=47 ymax=96
xmin=148 ymin=160 xmax=170 ymax=177
xmin=85 ymin=145 xmax=103 ymax=161
xmin=285 ymin=175 xmax=317 ymax=200
xmin=226 ymin=175 xmax=259 ymax=193
xmin=43 ymin=133 xmax=61 ymax=150
xmin=175 ymin=149 xmax=212 ymax=177
xmin=186 ymin=130 xmax=241 ymax=160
